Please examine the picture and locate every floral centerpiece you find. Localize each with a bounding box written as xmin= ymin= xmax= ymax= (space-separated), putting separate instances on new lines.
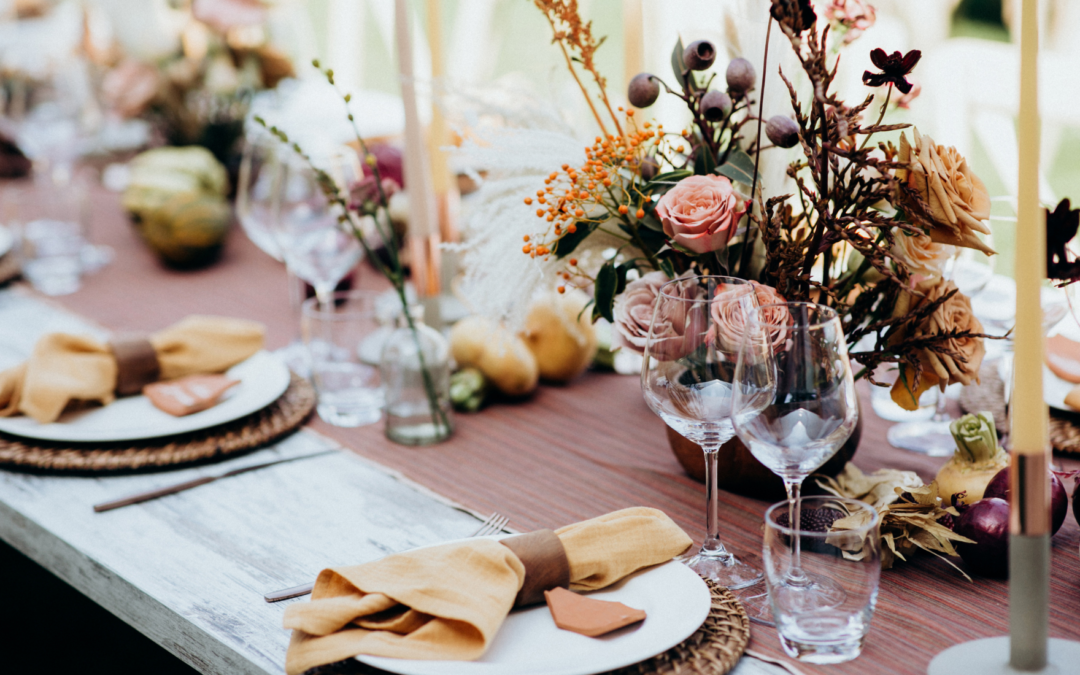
xmin=457 ymin=0 xmax=996 ymax=409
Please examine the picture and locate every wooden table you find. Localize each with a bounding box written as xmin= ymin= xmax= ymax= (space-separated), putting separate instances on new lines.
xmin=1 ymin=183 xmax=1078 ymax=675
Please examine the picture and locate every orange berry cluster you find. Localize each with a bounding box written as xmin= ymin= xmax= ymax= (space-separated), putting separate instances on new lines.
xmin=522 ymin=112 xmax=671 ymax=261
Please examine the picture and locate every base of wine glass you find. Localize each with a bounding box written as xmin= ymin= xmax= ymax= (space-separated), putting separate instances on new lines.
xmin=887 ymin=418 xmax=955 ymax=457
xmin=679 ymin=547 xmax=764 ymax=590
xmin=275 ymin=340 xmax=311 ymax=378
xmin=731 ymin=585 xmax=775 ymax=626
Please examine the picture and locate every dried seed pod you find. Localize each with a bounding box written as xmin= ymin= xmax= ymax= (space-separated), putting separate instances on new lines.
xmin=766 ymin=115 xmax=800 ymax=148
xmin=701 ymin=90 xmax=732 ymax=122
xmin=628 ymin=73 xmax=660 ymax=108
xmin=639 ymin=156 xmax=659 ymax=181
xmin=726 ymin=57 xmax=756 ymax=96
xmin=682 ymin=40 xmax=716 ymax=71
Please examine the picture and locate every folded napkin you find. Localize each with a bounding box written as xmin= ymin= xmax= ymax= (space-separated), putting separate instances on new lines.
xmin=282 ymin=507 xmax=692 ymax=675
xmin=0 ymin=316 xmax=264 ymax=423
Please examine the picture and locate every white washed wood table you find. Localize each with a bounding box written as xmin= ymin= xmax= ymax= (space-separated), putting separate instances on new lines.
xmin=0 ymin=288 xmax=784 ymax=675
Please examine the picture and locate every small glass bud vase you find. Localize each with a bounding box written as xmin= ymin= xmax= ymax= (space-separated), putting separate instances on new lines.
xmin=379 ymin=306 xmax=454 ymax=445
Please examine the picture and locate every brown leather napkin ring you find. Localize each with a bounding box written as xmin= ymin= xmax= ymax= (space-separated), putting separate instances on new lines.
xmin=498 ymin=529 xmax=570 ymax=607
xmin=110 ymin=338 xmax=161 ymax=396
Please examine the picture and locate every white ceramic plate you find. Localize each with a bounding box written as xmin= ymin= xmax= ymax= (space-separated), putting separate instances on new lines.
xmin=0 ymin=350 xmax=290 ymax=442
xmin=357 ymin=559 xmax=712 ymax=675
xmin=0 ymin=224 xmax=13 ymax=259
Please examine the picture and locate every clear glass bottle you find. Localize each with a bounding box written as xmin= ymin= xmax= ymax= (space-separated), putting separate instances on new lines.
xmin=379 ymin=306 xmax=454 ymax=445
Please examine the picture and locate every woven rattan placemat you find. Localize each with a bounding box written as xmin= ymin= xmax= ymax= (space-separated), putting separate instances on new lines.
xmin=302 ymin=579 xmax=750 ymax=675
xmin=958 ymin=364 xmax=1080 ymax=456
xmin=0 ymin=373 xmax=315 ymax=473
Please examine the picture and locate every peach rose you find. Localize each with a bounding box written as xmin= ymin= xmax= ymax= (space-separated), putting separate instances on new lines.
xmin=612 ymin=272 xmax=704 ymax=360
xmin=896 ymin=129 xmax=995 ymax=255
xmin=709 ymin=282 xmax=789 ymax=352
xmin=890 ymin=227 xmax=954 ymax=279
xmin=823 ymin=0 xmax=876 ymax=43
xmin=192 ymin=0 xmax=266 ymax=34
xmin=655 ymin=175 xmax=746 ymax=254
xmin=890 ymin=280 xmax=985 ymax=409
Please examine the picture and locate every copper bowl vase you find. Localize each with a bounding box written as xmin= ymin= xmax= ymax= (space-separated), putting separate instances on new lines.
xmin=666 ymin=412 xmax=862 ymax=502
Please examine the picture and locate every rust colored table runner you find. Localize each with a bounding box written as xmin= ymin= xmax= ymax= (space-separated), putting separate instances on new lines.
xmin=41 ymin=185 xmax=1080 ymax=674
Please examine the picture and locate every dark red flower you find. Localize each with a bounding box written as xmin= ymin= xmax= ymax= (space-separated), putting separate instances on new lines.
xmin=771 ymin=0 xmax=817 ymax=34
xmin=1047 ymin=198 xmax=1080 ymax=283
xmin=861 ymin=48 xmax=922 ymax=94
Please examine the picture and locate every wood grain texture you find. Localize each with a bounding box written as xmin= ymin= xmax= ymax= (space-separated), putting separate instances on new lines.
xmin=2 ymin=183 xmax=1078 ymax=675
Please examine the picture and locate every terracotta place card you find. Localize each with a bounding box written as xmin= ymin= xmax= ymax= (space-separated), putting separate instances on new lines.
xmin=544 ymin=586 xmax=646 ymax=637
xmin=143 ymin=375 xmax=239 ymax=417
xmin=1047 ymin=334 xmax=1080 ymax=384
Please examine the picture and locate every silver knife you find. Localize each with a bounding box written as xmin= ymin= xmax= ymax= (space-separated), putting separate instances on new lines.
xmin=93 ymin=450 xmax=338 ymax=513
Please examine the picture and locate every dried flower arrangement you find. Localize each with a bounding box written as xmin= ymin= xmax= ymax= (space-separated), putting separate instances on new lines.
xmin=459 ymin=0 xmax=998 ymax=404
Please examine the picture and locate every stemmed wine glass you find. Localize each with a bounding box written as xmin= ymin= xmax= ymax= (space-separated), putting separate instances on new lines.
xmin=270 ymin=146 xmax=364 ymax=309
xmin=641 ymin=275 xmax=764 ymax=589
xmin=732 ymin=302 xmax=859 ymax=611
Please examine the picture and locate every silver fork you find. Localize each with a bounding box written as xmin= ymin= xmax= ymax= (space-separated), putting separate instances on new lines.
xmin=263 ymin=512 xmax=510 ymax=603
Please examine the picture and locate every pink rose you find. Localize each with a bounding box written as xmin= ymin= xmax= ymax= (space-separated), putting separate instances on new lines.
xmin=655 ymin=175 xmax=746 ymax=255
xmin=709 ymin=282 xmax=789 ymax=352
xmin=192 ymin=0 xmax=267 ymax=34
xmin=823 ymin=0 xmax=876 ymax=43
xmin=612 ymin=272 xmax=704 ymax=360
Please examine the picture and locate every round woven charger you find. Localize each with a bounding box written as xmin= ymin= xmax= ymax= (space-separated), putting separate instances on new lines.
xmin=303 ymin=579 xmax=750 ymax=675
xmin=0 ymin=374 xmax=315 ymax=473
xmin=959 ymin=365 xmax=1080 ymax=456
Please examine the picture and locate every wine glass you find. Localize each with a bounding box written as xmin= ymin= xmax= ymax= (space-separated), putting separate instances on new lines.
xmin=271 ymin=147 xmax=364 ymax=309
xmin=641 ymin=275 xmax=764 ymax=589
xmin=732 ymin=302 xmax=859 ymax=609
xmin=236 ymin=135 xmax=288 ymax=262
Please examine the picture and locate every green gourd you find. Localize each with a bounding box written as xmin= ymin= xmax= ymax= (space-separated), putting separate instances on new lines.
xmin=138 ymin=193 xmax=231 ymax=267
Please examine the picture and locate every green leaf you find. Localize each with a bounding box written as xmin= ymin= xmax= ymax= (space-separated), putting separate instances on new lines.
xmin=670 ymin=37 xmax=686 ymax=90
xmin=554 ymin=221 xmax=600 ymax=259
xmin=594 ymin=260 xmax=618 ymax=322
xmin=694 ymin=144 xmax=717 ymax=176
xmin=645 ymin=169 xmax=693 ymax=187
xmin=658 ymin=257 xmax=676 ymax=278
xmin=715 ymin=146 xmax=758 ymax=186
xmin=615 ymin=262 xmax=632 ymax=295
xmin=620 ymin=222 xmax=668 ymax=252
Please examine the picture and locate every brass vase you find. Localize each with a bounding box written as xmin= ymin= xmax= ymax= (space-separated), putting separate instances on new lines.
xmin=666 ymin=411 xmax=861 ymax=502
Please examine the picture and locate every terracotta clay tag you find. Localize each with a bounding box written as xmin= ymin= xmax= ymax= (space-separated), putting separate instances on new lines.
xmin=1047 ymin=334 xmax=1080 ymax=384
xmin=544 ymin=586 xmax=646 ymax=637
xmin=143 ymin=375 xmax=239 ymax=417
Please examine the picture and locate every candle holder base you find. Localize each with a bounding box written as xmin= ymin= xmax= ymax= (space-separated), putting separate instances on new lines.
xmin=928 ymin=637 xmax=1080 ymax=674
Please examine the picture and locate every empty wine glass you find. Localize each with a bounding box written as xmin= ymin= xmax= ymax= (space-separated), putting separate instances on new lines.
xmin=271 ymin=146 xmax=364 ymax=308
xmin=733 ymin=302 xmax=859 ymax=611
xmin=641 ymin=275 xmax=764 ymax=589
xmin=236 ymin=135 xmax=288 ymax=262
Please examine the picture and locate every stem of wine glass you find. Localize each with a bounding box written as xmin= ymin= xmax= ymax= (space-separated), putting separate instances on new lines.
xmin=930 ymin=384 xmax=949 ymax=422
xmin=314 ymin=283 xmax=335 ymax=312
xmin=700 ymin=439 xmax=733 ymax=562
xmin=783 ymin=477 xmax=810 ymax=586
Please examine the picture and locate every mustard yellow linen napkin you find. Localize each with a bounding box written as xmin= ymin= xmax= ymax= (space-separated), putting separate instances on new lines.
xmin=282 ymin=507 xmax=692 ymax=675
xmin=0 ymin=316 xmax=265 ymax=423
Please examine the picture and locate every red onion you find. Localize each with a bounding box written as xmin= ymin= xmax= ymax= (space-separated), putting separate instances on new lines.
xmin=982 ymin=467 xmax=1068 ymax=536
xmin=954 ymin=498 xmax=1010 ymax=578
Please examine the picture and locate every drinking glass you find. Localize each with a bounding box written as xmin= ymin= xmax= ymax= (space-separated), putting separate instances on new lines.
xmin=271 ymin=147 xmax=364 ymax=308
xmin=641 ymin=275 xmax=763 ymax=589
xmin=733 ymin=303 xmax=859 ymax=609
xmin=764 ymin=496 xmax=881 ymax=664
xmin=10 ymin=183 xmax=89 ymax=296
xmin=236 ymin=135 xmax=287 ymax=262
xmin=301 ymin=291 xmax=384 ymax=427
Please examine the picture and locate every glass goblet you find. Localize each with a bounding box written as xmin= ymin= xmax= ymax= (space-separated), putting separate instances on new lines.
xmin=641 ymin=275 xmax=764 ymax=589
xmin=271 ymin=147 xmax=364 ymax=308
xmin=733 ymin=302 xmax=859 ymax=608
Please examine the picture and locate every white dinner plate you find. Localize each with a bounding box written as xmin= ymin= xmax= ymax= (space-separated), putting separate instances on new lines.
xmin=0 ymin=350 xmax=290 ymax=442
xmin=357 ymin=559 xmax=712 ymax=675
xmin=0 ymin=224 xmax=13 ymax=259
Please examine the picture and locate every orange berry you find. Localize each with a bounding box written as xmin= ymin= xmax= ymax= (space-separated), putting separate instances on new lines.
xmin=577 ymin=191 xmax=588 ymax=200
xmin=538 ymin=197 xmax=547 ymax=204
xmin=677 ymin=146 xmax=685 ymax=153
xmin=636 ymin=208 xmax=645 ymax=218
xmin=523 ymin=234 xmax=531 ymax=242
xmin=603 ymin=179 xmax=612 ymax=187
xmin=522 ymin=244 xmax=532 ymax=253
xmin=536 ymin=209 xmax=545 ymax=217
xmin=558 ymin=286 xmax=566 ymax=294
xmin=546 ymin=214 xmax=555 ymax=222
xmin=574 ymin=209 xmax=585 ymax=217
xmin=569 ymin=258 xmax=578 ymax=266
xmin=536 ymin=190 xmax=544 ymax=197
xmin=626 ymin=109 xmax=634 ymax=117
xmin=561 ymin=163 xmax=570 ymax=170
xmin=618 ymin=204 xmax=629 ymax=215
xmin=567 ymin=224 xmax=577 ymax=233
xmin=524 ymin=197 xmax=533 ymax=205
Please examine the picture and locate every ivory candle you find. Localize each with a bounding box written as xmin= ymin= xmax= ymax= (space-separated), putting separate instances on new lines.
xmin=426 ymin=0 xmax=450 ymax=196
xmin=395 ymin=0 xmax=438 ymax=239
xmin=1011 ymin=0 xmax=1046 ymax=457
